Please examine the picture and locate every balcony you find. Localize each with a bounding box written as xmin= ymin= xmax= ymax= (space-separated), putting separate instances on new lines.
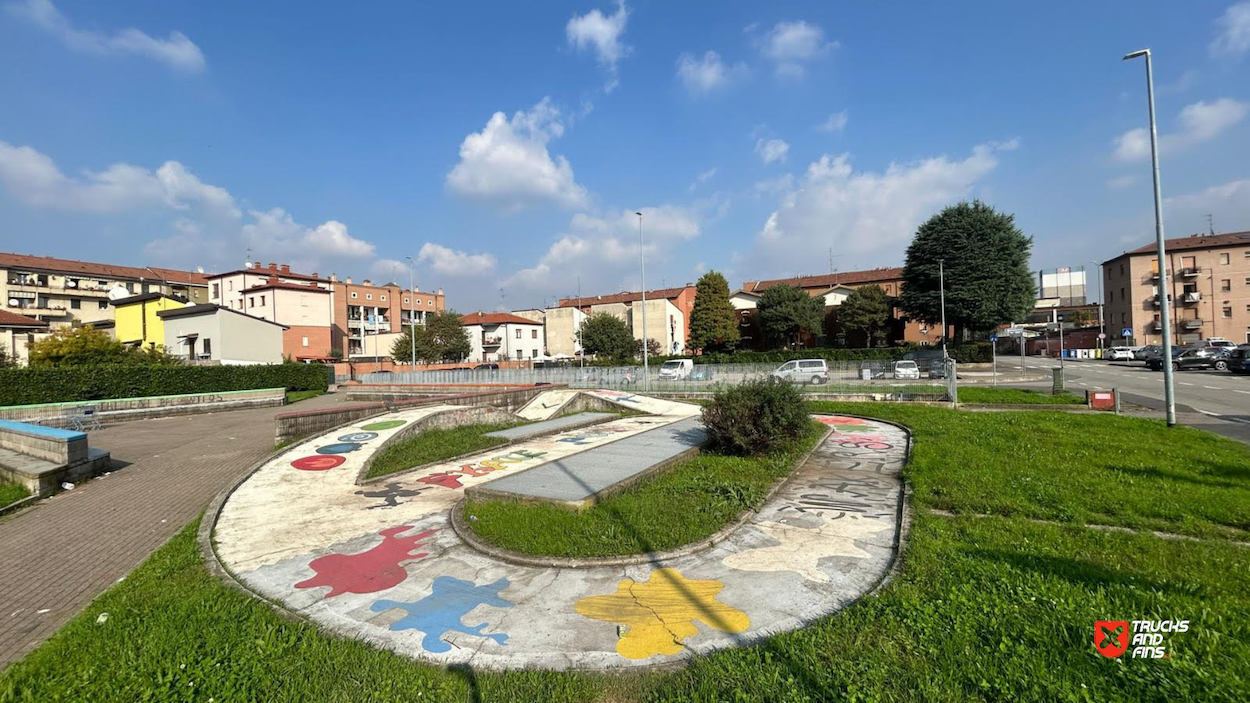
xmin=1146 ymin=320 xmax=1162 ymax=331
xmin=482 ymin=335 xmax=502 ymax=347
xmin=1181 ymin=318 xmax=1203 ymax=330
xmin=1179 ymin=267 xmax=1200 ymax=278
xmin=1181 ymin=291 xmax=1201 ymax=305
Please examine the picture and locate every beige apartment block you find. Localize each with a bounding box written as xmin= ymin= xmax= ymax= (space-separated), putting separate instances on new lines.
xmin=629 ymin=298 xmax=686 ymax=355
xmin=1103 ymin=231 xmax=1250 ymax=346
xmin=0 ymin=252 xmax=207 ymax=330
xmin=542 ymin=306 xmax=586 ymax=357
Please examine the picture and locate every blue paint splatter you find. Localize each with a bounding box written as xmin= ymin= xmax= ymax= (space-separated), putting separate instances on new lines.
xmin=371 ymin=576 xmax=512 ymax=653
xmin=317 ymin=442 xmax=363 ymax=454
xmin=338 ymin=431 xmax=379 ymax=442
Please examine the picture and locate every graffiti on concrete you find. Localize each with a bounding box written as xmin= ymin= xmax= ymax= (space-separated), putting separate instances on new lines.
xmin=555 ymin=424 xmax=633 ymax=446
xmin=815 ymin=416 xmax=868 ymax=427
xmin=722 ymin=517 xmax=893 ymax=582
xmin=356 ymin=483 xmax=426 ymax=509
xmin=295 ymin=526 xmax=436 ymax=597
xmin=372 ymin=576 xmax=512 ymax=653
xmin=316 ymin=442 xmax=365 ymax=455
xmin=574 ymin=568 xmax=750 ymax=659
xmin=413 ymin=448 xmax=549 ymax=490
xmin=362 ymin=419 xmax=406 ymax=431
xmin=338 ymin=431 xmax=379 ymax=442
xmin=828 ymin=433 xmax=895 ymax=451
xmin=291 ymin=455 xmax=346 ymax=471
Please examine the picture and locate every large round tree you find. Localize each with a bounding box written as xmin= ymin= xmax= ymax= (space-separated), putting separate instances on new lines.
xmin=899 ymin=201 xmax=1036 ymax=342
xmin=687 ymin=271 xmax=740 ymax=354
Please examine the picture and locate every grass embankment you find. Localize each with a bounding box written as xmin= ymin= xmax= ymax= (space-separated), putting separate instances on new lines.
xmin=0 ymin=482 xmax=30 ymax=510
xmin=463 ymin=421 xmax=827 ymax=558
xmin=284 ymin=389 xmax=324 ymax=404
xmin=364 ymin=421 xmax=528 ymax=479
xmin=958 ymin=387 xmax=1085 ymax=405
xmin=4 ymin=406 xmax=1249 ymax=701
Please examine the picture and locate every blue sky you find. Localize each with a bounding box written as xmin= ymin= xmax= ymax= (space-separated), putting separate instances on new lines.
xmin=1 ymin=1 xmax=1248 ymax=311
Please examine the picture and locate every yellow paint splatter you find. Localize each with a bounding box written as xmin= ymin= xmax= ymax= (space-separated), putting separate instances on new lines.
xmin=574 ymin=568 xmax=750 ymax=659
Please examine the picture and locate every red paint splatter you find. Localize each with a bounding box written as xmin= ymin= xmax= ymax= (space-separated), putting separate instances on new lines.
xmin=415 ymin=471 xmax=465 ymax=489
xmin=291 ymin=455 xmax=347 ymax=471
xmin=815 ymin=416 xmax=867 ymax=426
xmin=294 ymin=526 xmax=436 ymax=597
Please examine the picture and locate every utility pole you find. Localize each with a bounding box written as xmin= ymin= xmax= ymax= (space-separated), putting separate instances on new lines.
xmin=405 ymin=256 xmax=416 ymax=368
xmin=938 ymin=260 xmax=948 ymax=359
xmin=577 ymin=276 xmax=584 ymax=368
xmin=637 ymin=211 xmax=649 ymax=391
xmin=1124 ymin=47 xmax=1176 ymax=427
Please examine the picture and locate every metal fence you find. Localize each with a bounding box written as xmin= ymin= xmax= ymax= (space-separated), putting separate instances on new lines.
xmin=361 ymin=359 xmax=956 ymax=401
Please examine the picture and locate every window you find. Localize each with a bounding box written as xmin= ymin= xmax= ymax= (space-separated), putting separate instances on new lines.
xmin=351 ymin=292 xmax=357 ymax=298
xmin=1223 ymin=307 xmax=1233 ymax=319
xmin=1245 ymin=277 xmax=1250 ymax=286
xmin=404 ymin=297 xmax=409 ymax=305
xmin=1108 ymin=290 xmax=1113 ymax=303
xmin=260 ymin=295 xmax=265 ymax=306
xmin=70 ymin=298 xmax=80 ymax=309
xmin=1119 ymin=264 xmax=1124 ymax=276
xmin=249 ymin=297 xmax=254 ymax=308
xmin=1220 ymin=253 xmax=1230 ymax=265
xmin=366 ymin=293 xmax=372 ymax=300
xmin=380 ymin=295 xmax=386 ymax=301
xmin=531 ymin=329 xmax=538 ymax=339
xmin=98 ymin=300 xmax=108 ymax=310
xmin=1245 ymin=250 xmax=1250 ymax=258
xmin=1121 ymin=313 xmax=1126 ymax=324
xmin=515 ymin=329 xmax=522 ymax=339
xmin=427 ymin=299 xmax=433 ymax=306
xmin=531 ymin=349 xmax=537 ymax=358
xmin=212 ymin=283 xmax=219 ymax=298
xmin=302 ymin=336 xmax=309 ymax=347
xmin=1221 ymin=279 xmax=1232 ymax=292
xmin=1120 ymin=287 xmax=1125 ymax=301
xmin=203 ymin=339 xmax=212 ymax=357
xmin=228 ymin=280 xmax=233 ymax=291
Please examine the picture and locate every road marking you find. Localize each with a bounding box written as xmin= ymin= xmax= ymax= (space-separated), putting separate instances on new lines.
xmin=1178 ymin=382 xmax=1194 ymax=386
xmin=1235 ymin=390 xmax=1250 ymax=395
xmin=1203 ymin=386 xmax=1219 ymax=390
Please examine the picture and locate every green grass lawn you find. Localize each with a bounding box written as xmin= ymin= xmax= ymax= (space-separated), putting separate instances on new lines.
xmin=958 ymin=387 xmax=1086 ymax=405
xmin=364 ymin=421 xmax=528 ymax=479
xmin=3 ymin=405 xmax=1249 ymax=701
xmin=0 ymin=481 xmax=30 ymax=510
xmin=284 ymin=389 xmax=324 ymax=404
xmin=463 ymin=421 xmax=826 ymax=558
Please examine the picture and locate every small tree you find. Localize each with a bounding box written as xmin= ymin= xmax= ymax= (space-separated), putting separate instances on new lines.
xmin=837 ymin=285 xmax=892 ymax=346
xmin=757 ymin=284 xmax=825 ymax=349
xmin=424 ymin=311 xmax=472 ymax=362
xmin=687 ymin=271 xmax=740 ymax=354
xmin=1066 ymin=308 xmax=1093 ymax=328
xmin=900 ymin=201 xmax=1036 ymax=341
xmin=390 ymin=327 xmax=417 ymax=362
xmin=0 ymin=340 xmax=17 ymax=368
xmin=634 ymin=337 xmax=662 ymax=358
xmin=579 ymin=312 xmax=635 ymax=361
xmin=28 ymin=326 xmax=134 ymax=367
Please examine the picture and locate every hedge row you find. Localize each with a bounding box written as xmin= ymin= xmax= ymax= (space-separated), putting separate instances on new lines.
xmin=0 ymin=364 xmax=329 ymax=406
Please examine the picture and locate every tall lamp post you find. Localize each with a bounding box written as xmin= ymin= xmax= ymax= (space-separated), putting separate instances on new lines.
xmin=1088 ymin=261 xmax=1105 ymax=353
xmin=938 ymin=260 xmax=948 ymax=359
xmin=1124 ymin=48 xmax=1176 ymax=427
xmin=405 ymin=256 xmax=416 ymax=368
xmin=636 ymin=211 xmax=649 ymax=391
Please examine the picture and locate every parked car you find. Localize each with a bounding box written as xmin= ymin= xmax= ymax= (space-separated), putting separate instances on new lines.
xmin=858 ymin=360 xmax=886 ymax=379
xmin=1134 ymin=345 xmax=1159 ymax=361
xmin=1106 ymin=346 xmax=1135 ymax=361
xmin=1227 ymin=346 xmax=1250 ymax=374
xmin=892 ymin=360 xmax=921 ymax=380
xmin=1206 ymin=338 xmax=1237 ymax=349
xmin=1140 ymin=345 xmax=1182 ymax=362
xmin=658 ymin=359 xmax=693 ymax=380
xmin=689 ymin=366 xmax=714 ymax=381
xmin=474 ymin=363 xmax=500 ymax=370
xmin=902 ymin=348 xmax=946 ymax=378
xmin=771 ymin=359 xmax=829 ymax=384
xmin=1146 ymin=346 xmax=1229 ymax=371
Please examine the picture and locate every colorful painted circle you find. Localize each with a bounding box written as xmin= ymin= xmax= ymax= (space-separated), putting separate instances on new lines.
xmin=316 ymin=442 xmax=363 ymax=455
xmin=337 ymin=431 xmax=379 ymax=442
xmin=291 ymin=455 xmax=347 ymax=471
xmin=361 ymin=420 xmax=406 ymax=431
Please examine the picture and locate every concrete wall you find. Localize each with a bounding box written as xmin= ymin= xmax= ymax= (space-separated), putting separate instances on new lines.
xmin=344 ymin=384 xmax=557 ymax=413
xmin=0 ymin=388 xmax=286 ymax=426
xmin=543 ymin=306 xmax=586 ymax=356
xmin=275 ymin=402 xmax=388 ymax=445
xmin=631 ymin=298 xmax=685 ymax=355
xmin=356 ymin=405 xmax=518 ymax=482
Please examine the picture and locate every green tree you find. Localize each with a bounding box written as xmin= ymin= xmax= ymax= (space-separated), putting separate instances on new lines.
xmin=899 ymin=201 xmax=1036 ymax=342
xmin=390 ymin=312 xmax=471 ymax=363
xmin=634 ymin=337 xmax=662 ymax=358
xmin=579 ymin=312 xmax=635 ymax=361
xmin=0 ymin=340 xmax=17 ymax=368
xmin=757 ymin=284 xmax=826 ymax=349
xmin=26 ymin=325 xmax=182 ymax=367
xmin=837 ymin=285 xmax=892 ymax=346
xmin=687 ymin=270 xmax=740 ymax=354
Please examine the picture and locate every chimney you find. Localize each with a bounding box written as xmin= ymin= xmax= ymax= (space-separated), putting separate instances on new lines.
xmin=437 ymin=287 xmax=443 ymax=296
xmin=268 ymin=274 xmax=278 ymax=284
xmin=329 ymin=273 xmax=339 ymax=283
xmin=362 ymin=279 xmax=372 ymax=286
xmin=414 ymin=285 xmax=420 ymax=293
xmin=268 ymin=263 xmax=278 ymax=271
xmin=280 ymin=264 xmax=290 ymax=273
xmin=311 ymin=272 xmax=319 ymax=279
xmin=345 ymin=277 xmax=353 ymax=284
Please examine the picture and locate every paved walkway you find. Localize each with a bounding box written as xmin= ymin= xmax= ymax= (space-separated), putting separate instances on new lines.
xmin=483 ymin=412 xmax=616 ymax=441
xmin=209 ymin=394 xmax=906 ymax=670
xmin=0 ymin=392 xmax=345 ymax=669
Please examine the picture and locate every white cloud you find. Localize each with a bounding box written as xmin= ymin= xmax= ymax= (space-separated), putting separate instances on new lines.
xmin=1164 ymin=178 xmax=1250 ymax=228
xmin=1113 ymin=98 xmax=1249 ymax=162
xmin=566 ymin=1 xmax=630 ymax=92
xmin=753 ymin=173 xmax=795 ymax=197
xmin=751 ymin=142 xmax=1010 ymax=274
xmin=757 ymin=20 xmax=837 ymax=77
xmin=417 ymin=242 xmax=497 ymax=277
xmin=446 ymin=98 xmax=589 ymax=212
xmin=688 ymin=167 xmax=717 ymax=192
xmin=816 ymin=110 xmax=848 ymax=133
xmin=755 ymin=138 xmax=790 ymax=164
xmin=1210 ymin=2 xmax=1250 ymax=58
xmin=7 ymin=0 xmax=205 ymax=72
xmin=675 ymin=50 xmax=746 ymax=95
xmin=1106 ymin=175 xmax=1137 ymax=190
xmin=0 ymin=140 xmax=238 ymax=219
xmin=241 ymin=209 xmax=375 ymax=260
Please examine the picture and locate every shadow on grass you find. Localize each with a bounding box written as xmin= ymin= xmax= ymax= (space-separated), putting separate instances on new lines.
xmin=966 ymin=547 xmax=1198 ymax=597
xmin=449 ymin=663 xmax=481 ymax=703
xmin=1107 ymin=464 xmax=1247 ymax=490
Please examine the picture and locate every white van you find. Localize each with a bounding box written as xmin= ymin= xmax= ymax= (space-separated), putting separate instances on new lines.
xmin=770 ymin=359 xmax=829 ymax=385
xmin=658 ymin=359 xmax=694 ymax=380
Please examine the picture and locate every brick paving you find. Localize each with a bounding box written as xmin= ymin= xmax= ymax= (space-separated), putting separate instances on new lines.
xmin=0 ymin=393 xmax=345 ymax=670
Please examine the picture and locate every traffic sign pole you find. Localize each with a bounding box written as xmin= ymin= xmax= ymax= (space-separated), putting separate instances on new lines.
xmin=990 ymin=334 xmax=998 ymax=386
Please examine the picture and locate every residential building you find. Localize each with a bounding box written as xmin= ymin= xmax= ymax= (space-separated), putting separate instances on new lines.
xmin=462 ymin=312 xmax=544 ymax=362
xmin=111 ymin=293 xmax=192 ymax=350
xmin=0 ymin=310 xmax=48 ymax=366
xmin=1102 ymin=230 xmax=1250 ymax=345
xmin=558 ymin=285 xmax=697 ymax=350
xmin=0 ymin=252 xmax=207 ymax=329
xmin=330 ymin=275 xmax=444 ymax=359
xmin=206 ymin=264 xmax=333 ymax=359
xmin=738 ymin=268 xmax=945 ymax=348
xmin=1037 ymin=266 xmax=1088 ymax=306
xmin=541 ymin=306 xmax=586 ymax=357
xmin=157 ymin=304 xmax=287 ymax=364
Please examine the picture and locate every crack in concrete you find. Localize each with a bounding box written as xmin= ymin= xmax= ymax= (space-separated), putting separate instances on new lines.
xmin=625 ymin=579 xmax=685 ymax=653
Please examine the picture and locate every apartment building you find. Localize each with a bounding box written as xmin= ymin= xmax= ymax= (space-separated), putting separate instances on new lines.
xmin=206 ymin=263 xmax=333 ymax=358
xmin=542 ymin=306 xmax=586 ymax=357
xmin=0 ymin=252 xmax=207 ymax=329
xmin=0 ymin=310 xmax=47 ymax=365
xmin=1103 ymin=231 xmax=1250 ymax=346
xmin=737 ymin=268 xmax=945 ymax=348
xmin=558 ymin=285 xmax=696 ymax=352
xmin=330 ymin=275 xmax=445 ymax=359
xmin=462 ymin=312 xmax=544 ymax=362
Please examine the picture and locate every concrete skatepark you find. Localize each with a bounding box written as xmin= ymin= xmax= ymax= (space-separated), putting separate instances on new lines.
xmin=205 ymin=389 xmax=909 ymax=670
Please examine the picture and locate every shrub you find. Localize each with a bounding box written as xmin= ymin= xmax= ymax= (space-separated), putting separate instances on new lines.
xmin=0 ymin=364 xmax=329 ymax=406
xmin=701 ymin=377 xmax=809 ymax=456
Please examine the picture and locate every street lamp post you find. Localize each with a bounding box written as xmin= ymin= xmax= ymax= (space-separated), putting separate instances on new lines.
xmin=405 ymin=256 xmax=416 ymax=368
xmin=636 ymin=211 xmax=649 ymax=391
xmin=1124 ymin=48 xmax=1176 ymax=427
xmin=938 ymin=260 xmax=948 ymax=359
xmin=1089 ymin=261 xmax=1105 ymax=354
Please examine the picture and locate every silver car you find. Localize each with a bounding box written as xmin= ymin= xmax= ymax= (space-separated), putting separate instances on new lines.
xmin=770 ymin=359 xmax=829 ymax=385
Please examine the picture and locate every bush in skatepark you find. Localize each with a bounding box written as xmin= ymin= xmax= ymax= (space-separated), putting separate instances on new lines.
xmin=701 ymin=376 xmax=808 ymax=455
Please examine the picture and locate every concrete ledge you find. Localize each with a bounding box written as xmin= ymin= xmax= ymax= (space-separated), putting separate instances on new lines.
xmin=345 ymin=384 xmax=562 ymax=413
xmin=0 ymin=388 xmax=286 ymax=428
xmin=0 ymin=420 xmax=87 ymax=464
xmin=0 ymin=446 xmax=112 ymax=496
xmin=355 ymin=405 xmax=519 ymax=484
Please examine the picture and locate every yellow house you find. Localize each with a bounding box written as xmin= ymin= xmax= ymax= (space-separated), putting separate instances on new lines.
xmin=111 ymin=293 xmax=190 ymax=350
